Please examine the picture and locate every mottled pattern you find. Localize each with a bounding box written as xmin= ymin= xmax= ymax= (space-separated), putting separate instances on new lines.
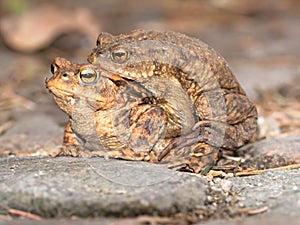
xmin=46 ymin=30 xmax=258 ymax=173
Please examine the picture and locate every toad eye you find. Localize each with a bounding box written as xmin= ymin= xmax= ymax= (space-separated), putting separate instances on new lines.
xmin=111 ymin=48 xmax=129 ymax=64
xmin=50 ymin=64 xmax=58 ymax=74
xmin=79 ymin=68 xmax=99 ymax=85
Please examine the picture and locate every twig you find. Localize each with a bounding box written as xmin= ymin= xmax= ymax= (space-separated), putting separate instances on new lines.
xmin=137 ymin=215 xmax=181 ymax=224
xmin=8 ymin=208 xmax=42 ymax=220
xmin=247 ymin=206 xmax=269 ymax=215
xmin=235 ymin=163 xmax=300 ymax=176
xmin=0 ymin=120 xmax=14 ymax=134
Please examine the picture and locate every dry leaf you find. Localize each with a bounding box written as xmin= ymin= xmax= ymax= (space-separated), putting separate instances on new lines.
xmin=0 ymin=4 xmax=101 ymax=52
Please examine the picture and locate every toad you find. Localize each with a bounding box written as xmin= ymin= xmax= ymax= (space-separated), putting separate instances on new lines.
xmin=46 ymin=30 xmax=257 ymax=173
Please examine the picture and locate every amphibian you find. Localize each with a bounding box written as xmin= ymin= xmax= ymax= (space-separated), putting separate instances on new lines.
xmin=46 ymin=30 xmax=258 ymax=173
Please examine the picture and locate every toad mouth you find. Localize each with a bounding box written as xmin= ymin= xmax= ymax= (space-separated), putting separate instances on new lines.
xmin=47 ymin=86 xmax=75 ymax=98
xmin=47 ymin=85 xmax=108 ymax=103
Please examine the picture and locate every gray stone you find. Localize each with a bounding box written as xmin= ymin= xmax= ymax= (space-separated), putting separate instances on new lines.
xmin=0 ymin=157 xmax=207 ymax=218
xmin=0 ymin=114 xmax=63 ymax=151
xmin=229 ymin=169 xmax=300 ymax=214
xmin=241 ymin=134 xmax=300 ymax=169
xmin=0 ymin=219 xmax=134 ymax=225
xmin=199 ymin=168 xmax=300 ymax=225
xmin=200 ymin=215 xmax=300 ymax=225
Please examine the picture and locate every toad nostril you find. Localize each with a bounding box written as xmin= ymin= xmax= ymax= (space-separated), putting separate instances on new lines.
xmin=61 ymin=73 xmax=70 ymax=81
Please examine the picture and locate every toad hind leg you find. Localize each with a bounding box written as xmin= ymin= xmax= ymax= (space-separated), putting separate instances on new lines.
xmin=156 ymin=135 xmax=220 ymax=174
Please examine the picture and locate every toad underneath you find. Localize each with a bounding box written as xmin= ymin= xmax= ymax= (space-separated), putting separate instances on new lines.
xmin=46 ymin=30 xmax=257 ymax=173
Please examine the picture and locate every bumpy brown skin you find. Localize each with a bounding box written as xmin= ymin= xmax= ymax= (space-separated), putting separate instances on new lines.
xmin=47 ymin=30 xmax=257 ymax=173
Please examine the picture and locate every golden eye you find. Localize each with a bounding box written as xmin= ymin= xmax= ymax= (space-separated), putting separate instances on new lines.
xmin=50 ymin=64 xmax=58 ymax=74
xmin=111 ymin=48 xmax=129 ymax=63
xmin=79 ymin=68 xmax=98 ymax=85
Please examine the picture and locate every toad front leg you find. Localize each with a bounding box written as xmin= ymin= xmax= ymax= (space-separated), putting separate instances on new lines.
xmin=57 ymin=121 xmax=82 ymax=156
xmin=56 ymin=120 xmax=97 ymax=157
xmin=57 ymin=104 xmax=167 ymax=160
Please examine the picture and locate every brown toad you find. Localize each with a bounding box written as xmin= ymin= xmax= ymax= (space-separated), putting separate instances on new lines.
xmin=46 ymin=30 xmax=258 ymax=173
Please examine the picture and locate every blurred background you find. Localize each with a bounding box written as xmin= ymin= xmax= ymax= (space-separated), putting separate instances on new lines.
xmin=0 ymin=0 xmax=299 ymax=147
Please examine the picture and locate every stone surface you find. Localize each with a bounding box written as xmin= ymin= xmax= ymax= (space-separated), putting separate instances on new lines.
xmin=0 ymin=157 xmax=207 ymax=218
xmin=0 ymin=218 xmax=143 ymax=225
xmin=0 ymin=113 xmax=63 ymax=152
xmin=229 ymin=169 xmax=300 ymax=214
xmin=200 ymin=215 xmax=300 ymax=225
xmin=241 ymin=134 xmax=300 ymax=169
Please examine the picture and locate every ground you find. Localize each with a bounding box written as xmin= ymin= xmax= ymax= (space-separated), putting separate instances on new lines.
xmin=0 ymin=0 xmax=299 ymax=224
